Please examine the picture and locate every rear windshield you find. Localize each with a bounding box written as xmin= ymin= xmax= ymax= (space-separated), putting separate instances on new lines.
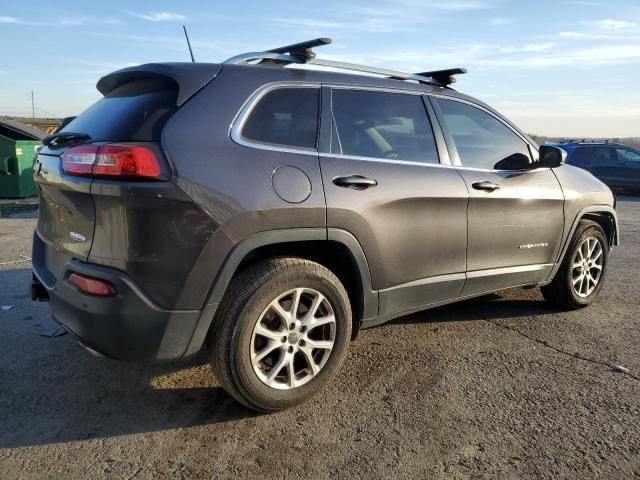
xmin=61 ymin=78 xmax=177 ymax=142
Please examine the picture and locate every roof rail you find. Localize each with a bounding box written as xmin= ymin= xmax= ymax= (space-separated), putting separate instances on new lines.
xmin=565 ymin=138 xmax=613 ymax=144
xmin=224 ymin=37 xmax=467 ymax=88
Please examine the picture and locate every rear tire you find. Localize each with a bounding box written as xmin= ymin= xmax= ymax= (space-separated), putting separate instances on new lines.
xmin=209 ymin=257 xmax=352 ymax=412
xmin=541 ymin=220 xmax=608 ymax=310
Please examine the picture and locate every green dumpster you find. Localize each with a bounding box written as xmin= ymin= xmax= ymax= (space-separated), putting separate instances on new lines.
xmin=0 ymin=134 xmax=40 ymax=198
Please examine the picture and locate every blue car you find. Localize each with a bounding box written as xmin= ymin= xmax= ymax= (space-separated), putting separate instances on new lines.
xmin=547 ymin=140 xmax=640 ymax=193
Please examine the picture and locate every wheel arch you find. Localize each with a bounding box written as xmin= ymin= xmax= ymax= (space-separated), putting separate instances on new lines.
xmin=545 ymin=205 xmax=618 ymax=284
xmin=581 ymin=211 xmax=618 ymax=247
xmin=184 ymin=228 xmax=377 ymax=355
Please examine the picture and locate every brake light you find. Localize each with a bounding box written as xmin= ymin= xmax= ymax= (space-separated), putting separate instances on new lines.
xmin=68 ymin=273 xmax=116 ymax=297
xmin=61 ymin=145 xmax=161 ymax=178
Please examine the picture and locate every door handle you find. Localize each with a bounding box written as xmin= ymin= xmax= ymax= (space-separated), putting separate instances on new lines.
xmin=333 ymin=175 xmax=378 ymax=190
xmin=472 ymin=181 xmax=500 ymax=192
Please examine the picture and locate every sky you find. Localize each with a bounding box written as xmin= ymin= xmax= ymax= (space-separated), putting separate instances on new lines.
xmin=1 ymin=0 xmax=639 ymax=137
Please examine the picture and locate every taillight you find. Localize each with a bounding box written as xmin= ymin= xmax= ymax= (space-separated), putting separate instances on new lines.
xmin=61 ymin=145 xmax=98 ymax=175
xmin=68 ymin=273 xmax=116 ymax=297
xmin=61 ymin=144 xmax=161 ymax=178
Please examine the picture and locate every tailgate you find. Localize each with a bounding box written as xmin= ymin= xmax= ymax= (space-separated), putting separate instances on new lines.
xmin=33 ymin=149 xmax=95 ymax=261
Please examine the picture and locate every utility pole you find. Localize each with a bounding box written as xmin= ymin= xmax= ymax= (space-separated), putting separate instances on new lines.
xmin=31 ymin=91 xmax=35 ymax=119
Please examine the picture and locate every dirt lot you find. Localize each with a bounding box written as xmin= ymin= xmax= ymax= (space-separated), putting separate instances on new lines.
xmin=1 ymin=198 xmax=639 ymax=479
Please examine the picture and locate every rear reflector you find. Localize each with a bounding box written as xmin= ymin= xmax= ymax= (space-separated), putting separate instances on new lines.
xmin=68 ymin=273 xmax=116 ymax=297
xmin=62 ymin=144 xmax=161 ymax=178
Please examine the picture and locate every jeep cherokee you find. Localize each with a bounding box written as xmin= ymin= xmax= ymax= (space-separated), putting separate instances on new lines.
xmin=31 ymin=38 xmax=618 ymax=411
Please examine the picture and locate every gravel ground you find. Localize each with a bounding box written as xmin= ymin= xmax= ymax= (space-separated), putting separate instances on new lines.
xmin=0 ymin=198 xmax=639 ymax=479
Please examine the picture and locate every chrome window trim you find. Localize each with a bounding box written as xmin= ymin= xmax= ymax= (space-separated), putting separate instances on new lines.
xmin=428 ymin=93 xmax=535 ymax=148
xmin=229 ymin=81 xmax=550 ymax=174
xmin=327 ymin=83 xmax=425 ymax=96
xmin=428 ymin=93 xmax=550 ymax=174
xmin=319 ymin=152 xmax=550 ymax=173
xmin=229 ymin=82 xmax=322 ymax=156
xmin=319 ymin=152 xmax=449 ymax=169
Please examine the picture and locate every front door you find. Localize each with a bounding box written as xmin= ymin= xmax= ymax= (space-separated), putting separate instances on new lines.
xmin=320 ymin=87 xmax=469 ymax=318
xmin=431 ymin=96 xmax=565 ymax=296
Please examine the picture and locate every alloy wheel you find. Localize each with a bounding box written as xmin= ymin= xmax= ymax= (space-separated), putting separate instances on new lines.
xmin=571 ymin=236 xmax=604 ymax=298
xmin=250 ymin=288 xmax=336 ymax=390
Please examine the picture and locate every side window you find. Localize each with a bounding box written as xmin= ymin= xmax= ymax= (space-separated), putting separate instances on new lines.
xmin=616 ymin=148 xmax=640 ymax=163
xmin=574 ymin=147 xmax=616 ymax=167
xmin=242 ymin=87 xmax=319 ymax=149
xmin=331 ymin=89 xmax=438 ymax=164
xmin=435 ymin=98 xmax=531 ymax=170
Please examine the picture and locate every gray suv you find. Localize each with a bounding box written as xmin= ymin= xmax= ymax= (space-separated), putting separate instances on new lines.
xmin=31 ymin=38 xmax=618 ymax=411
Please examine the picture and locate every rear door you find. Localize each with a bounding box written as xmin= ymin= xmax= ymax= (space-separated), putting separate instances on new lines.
xmin=431 ymin=96 xmax=564 ymax=295
xmin=319 ymin=86 xmax=469 ymax=318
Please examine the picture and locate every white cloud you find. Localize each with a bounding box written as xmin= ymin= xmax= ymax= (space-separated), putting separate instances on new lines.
xmin=563 ymin=0 xmax=603 ymax=5
xmin=91 ymin=32 xmax=236 ymax=55
xmin=272 ymin=16 xmax=413 ymax=33
xmin=321 ymin=40 xmax=640 ymax=72
xmin=57 ymin=16 xmax=90 ymax=26
xmin=490 ymin=18 xmax=510 ymax=25
xmin=273 ymin=18 xmax=345 ymax=30
xmin=0 ymin=15 xmax=121 ymax=27
xmin=0 ymin=16 xmax=20 ymax=23
xmin=128 ymin=11 xmax=187 ymax=22
xmin=582 ymin=19 xmax=638 ymax=30
xmin=433 ymin=2 xmax=492 ymax=10
xmin=559 ymin=31 xmax=612 ymax=39
xmin=381 ymin=0 xmax=493 ymax=10
xmin=499 ymin=42 xmax=556 ymax=53
xmin=272 ymin=0 xmax=494 ymax=34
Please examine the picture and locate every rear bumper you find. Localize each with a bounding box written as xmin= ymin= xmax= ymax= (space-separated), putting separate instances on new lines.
xmin=32 ymin=233 xmax=205 ymax=361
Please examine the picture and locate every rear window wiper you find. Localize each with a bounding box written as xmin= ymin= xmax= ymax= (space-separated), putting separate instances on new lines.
xmin=42 ymin=132 xmax=91 ymax=148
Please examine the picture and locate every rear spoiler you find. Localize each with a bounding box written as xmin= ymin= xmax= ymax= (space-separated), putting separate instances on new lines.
xmin=97 ymin=63 xmax=222 ymax=107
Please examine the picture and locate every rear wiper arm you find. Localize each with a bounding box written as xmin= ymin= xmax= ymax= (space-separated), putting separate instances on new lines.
xmin=42 ymin=132 xmax=91 ymax=147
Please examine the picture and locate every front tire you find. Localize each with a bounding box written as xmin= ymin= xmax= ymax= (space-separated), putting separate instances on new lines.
xmin=210 ymin=257 xmax=352 ymax=412
xmin=541 ymin=220 xmax=609 ymax=310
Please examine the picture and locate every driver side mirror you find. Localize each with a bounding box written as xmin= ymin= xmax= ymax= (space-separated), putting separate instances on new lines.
xmin=539 ymin=145 xmax=567 ymax=168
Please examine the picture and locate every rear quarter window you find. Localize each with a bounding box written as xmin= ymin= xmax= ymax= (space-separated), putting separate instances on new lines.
xmin=61 ymin=78 xmax=178 ymax=142
xmin=241 ymin=87 xmax=320 ymax=149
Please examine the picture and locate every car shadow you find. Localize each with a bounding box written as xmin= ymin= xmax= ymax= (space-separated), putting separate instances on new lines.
xmin=0 ymin=352 xmax=257 ymax=449
xmin=0 ymin=265 xmax=256 ymax=448
xmin=1 ymin=266 xmax=551 ymax=449
xmin=388 ymin=290 xmax=554 ymax=327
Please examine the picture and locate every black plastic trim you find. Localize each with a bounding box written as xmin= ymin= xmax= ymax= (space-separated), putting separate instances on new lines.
xmin=545 ymin=205 xmax=618 ymax=283
xmin=183 ymin=227 xmax=378 ymax=355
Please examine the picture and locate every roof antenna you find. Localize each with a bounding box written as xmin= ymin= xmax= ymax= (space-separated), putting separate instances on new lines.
xmin=182 ymin=25 xmax=195 ymax=62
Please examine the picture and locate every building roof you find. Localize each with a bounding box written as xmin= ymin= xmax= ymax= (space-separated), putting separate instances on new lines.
xmin=0 ymin=117 xmax=46 ymax=140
